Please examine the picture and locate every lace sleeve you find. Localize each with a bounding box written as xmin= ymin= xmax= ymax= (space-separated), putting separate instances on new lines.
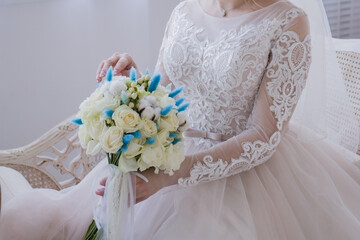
xmin=178 ymin=14 xmax=312 ymax=186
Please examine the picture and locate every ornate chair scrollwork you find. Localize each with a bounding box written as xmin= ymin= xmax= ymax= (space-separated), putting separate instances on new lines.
xmin=0 ymin=117 xmax=105 ymax=190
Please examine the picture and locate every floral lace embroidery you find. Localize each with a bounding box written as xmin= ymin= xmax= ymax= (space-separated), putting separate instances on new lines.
xmin=267 ymin=31 xmax=311 ymax=130
xmin=161 ymin=3 xmax=311 ymax=186
xmin=178 ymin=131 xmax=281 ymax=185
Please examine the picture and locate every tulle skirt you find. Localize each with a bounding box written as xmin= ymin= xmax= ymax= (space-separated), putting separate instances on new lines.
xmin=1 ymin=123 xmax=360 ymax=240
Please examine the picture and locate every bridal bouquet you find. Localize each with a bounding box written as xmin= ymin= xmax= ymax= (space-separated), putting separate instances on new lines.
xmin=72 ymin=67 xmax=189 ymax=239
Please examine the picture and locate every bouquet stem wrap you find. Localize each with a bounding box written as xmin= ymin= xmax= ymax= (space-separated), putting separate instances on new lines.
xmin=93 ymin=165 xmax=135 ymax=240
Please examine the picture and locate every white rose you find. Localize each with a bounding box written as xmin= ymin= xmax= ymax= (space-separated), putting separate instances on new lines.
xmin=95 ymin=94 xmax=120 ymax=113
xmin=140 ymin=142 xmax=165 ymax=169
xmin=87 ymin=114 xmax=107 ymax=141
xmin=163 ymin=141 xmax=185 ymax=175
xmin=141 ymin=119 xmax=158 ymax=138
xmin=157 ymin=129 xmax=171 ymax=146
xmin=79 ymin=89 xmax=103 ymax=122
xmin=118 ymin=154 xmax=138 ymax=173
xmin=101 ymin=126 xmax=124 ymax=153
xmin=109 ymin=80 xmax=127 ymax=96
xmin=158 ymin=113 xmax=179 ymax=132
xmin=113 ymin=105 xmax=142 ymax=132
xmin=86 ymin=140 xmax=102 ymax=156
xmin=152 ymin=86 xmax=170 ymax=102
xmin=124 ymin=138 xmax=144 ymax=159
xmin=78 ymin=125 xmax=91 ymax=149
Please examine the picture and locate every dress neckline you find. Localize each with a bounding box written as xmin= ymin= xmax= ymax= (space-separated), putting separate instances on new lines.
xmin=195 ymin=0 xmax=285 ymax=20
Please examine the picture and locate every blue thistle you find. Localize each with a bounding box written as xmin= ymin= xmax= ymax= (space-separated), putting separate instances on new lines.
xmin=148 ymin=74 xmax=161 ymax=92
xmin=169 ymin=132 xmax=178 ymax=138
xmin=130 ymin=66 xmax=137 ymax=81
xmin=132 ymin=130 xmax=141 ymax=139
xmin=121 ymin=144 xmax=128 ymax=152
xmin=147 ymin=137 xmax=156 ymax=145
xmin=123 ymin=134 xmax=135 ymax=145
xmin=106 ymin=66 xmax=113 ymax=82
xmin=121 ymin=91 xmax=130 ymax=104
xmin=161 ymin=104 xmax=173 ymax=116
xmin=103 ymin=109 xmax=114 ymax=118
xmin=178 ymin=102 xmax=190 ymax=112
xmin=175 ymin=97 xmax=185 ymax=106
xmin=172 ymin=138 xmax=181 ymax=145
xmin=169 ymin=86 xmax=185 ymax=98
xmin=71 ymin=118 xmax=83 ymax=125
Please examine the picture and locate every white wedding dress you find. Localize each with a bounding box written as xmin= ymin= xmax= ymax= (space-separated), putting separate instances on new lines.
xmin=1 ymin=0 xmax=360 ymax=239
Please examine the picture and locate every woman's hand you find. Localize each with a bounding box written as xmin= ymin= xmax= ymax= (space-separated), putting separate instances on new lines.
xmin=96 ymin=52 xmax=139 ymax=82
xmin=95 ymin=169 xmax=179 ymax=203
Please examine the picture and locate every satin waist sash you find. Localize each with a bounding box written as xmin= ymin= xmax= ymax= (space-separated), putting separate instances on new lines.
xmin=183 ymin=128 xmax=235 ymax=142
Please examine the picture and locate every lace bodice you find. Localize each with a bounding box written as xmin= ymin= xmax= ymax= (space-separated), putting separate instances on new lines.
xmin=155 ymin=0 xmax=312 ymax=186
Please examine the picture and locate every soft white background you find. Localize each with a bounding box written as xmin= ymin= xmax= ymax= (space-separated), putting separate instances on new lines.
xmin=1 ymin=0 xmax=359 ymax=149
xmin=0 ymin=0 xmax=179 ymax=149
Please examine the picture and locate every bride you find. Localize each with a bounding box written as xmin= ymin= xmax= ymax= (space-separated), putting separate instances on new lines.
xmin=1 ymin=0 xmax=360 ymax=239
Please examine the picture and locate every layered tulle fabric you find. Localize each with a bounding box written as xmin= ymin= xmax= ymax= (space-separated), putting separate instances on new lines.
xmin=134 ymin=124 xmax=360 ymax=240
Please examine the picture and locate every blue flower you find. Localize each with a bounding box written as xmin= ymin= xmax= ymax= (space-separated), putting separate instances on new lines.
xmin=148 ymin=74 xmax=161 ymax=92
xmin=169 ymin=86 xmax=185 ymax=98
xmin=178 ymin=103 xmax=190 ymax=112
xmin=130 ymin=66 xmax=137 ymax=81
xmin=106 ymin=66 xmax=113 ymax=82
xmin=147 ymin=137 xmax=156 ymax=145
xmin=121 ymin=144 xmax=128 ymax=152
xmin=121 ymin=91 xmax=130 ymax=104
xmin=161 ymin=104 xmax=173 ymax=116
xmin=103 ymin=109 xmax=114 ymax=118
xmin=71 ymin=118 xmax=83 ymax=125
xmin=172 ymin=138 xmax=181 ymax=145
xmin=123 ymin=134 xmax=135 ymax=145
xmin=169 ymin=132 xmax=178 ymax=138
xmin=132 ymin=130 xmax=141 ymax=139
xmin=175 ymin=97 xmax=185 ymax=106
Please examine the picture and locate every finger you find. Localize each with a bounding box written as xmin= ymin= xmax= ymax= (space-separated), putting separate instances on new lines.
xmin=95 ymin=188 xmax=105 ymax=196
xmin=96 ymin=60 xmax=106 ymax=82
xmin=114 ymin=55 xmax=131 ymax=75
xmin=100 ymin=177 xmax=107 ymax=186
xmin=99 ymin=54 xmax=120 ymax=78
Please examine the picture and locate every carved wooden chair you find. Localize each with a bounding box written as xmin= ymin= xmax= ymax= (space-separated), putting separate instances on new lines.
xmin=0 ymin=39 xmax=359 ymax=193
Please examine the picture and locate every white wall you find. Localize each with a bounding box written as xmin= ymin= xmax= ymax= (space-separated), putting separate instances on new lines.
xmin=0 ymin=0 xmax=180 ymax=149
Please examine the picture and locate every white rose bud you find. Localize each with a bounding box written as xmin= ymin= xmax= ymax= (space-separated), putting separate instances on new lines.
xmin=100 ymin=126 xmax=124 ymax=153
xmin=141 ymin=119 xmax=158 ymax=137
xmin=131 ymin=82 xmax=137 ymax=87
xmin=131 ymin=93 xmax=137 ymax=99
xmin=113 ymin=105 xmax=142 ymax=132
xmin=129 ymin=87 xmax=135 ymax=93
xmin=128 ymin=102 xmax=135 ymax=108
